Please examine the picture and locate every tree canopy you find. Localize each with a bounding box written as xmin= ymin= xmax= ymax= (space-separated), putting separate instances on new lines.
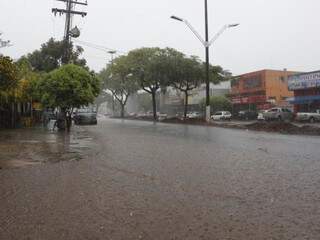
xmin=22 ymin=38 xmax=86 ymax=73
xmin=201 ymin=96 xmax=232 ymax=114
xmin=13 ymin=58 xmax=41 ymax=102
xmin=0 ymin=56 xmax=18 ymax=92
xmin=100 ymin=55 xmax=139 ymax=117
xmin=38 ymin=64 xmax=101 ymax=110
xmin=127 ymin=47 xmax=179 ymax=119
xmin=169 ymin=54 xmax=204 ymax=118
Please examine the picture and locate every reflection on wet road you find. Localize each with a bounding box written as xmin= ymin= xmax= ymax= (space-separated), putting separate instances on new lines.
xmin=1 ymin=119 xmax=320 ymax=240
xmin=0 ymin=127 xmax=93 ymax=169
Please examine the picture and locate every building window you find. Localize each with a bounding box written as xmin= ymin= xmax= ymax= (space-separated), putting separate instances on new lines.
xmin=243 ymin=76 xmax=262 ymax=89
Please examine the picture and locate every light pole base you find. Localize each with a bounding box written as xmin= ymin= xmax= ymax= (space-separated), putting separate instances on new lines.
xmin=206 ymin=105 xmax=211 ymax=122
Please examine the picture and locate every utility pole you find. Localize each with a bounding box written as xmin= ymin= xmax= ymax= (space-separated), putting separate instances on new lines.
xmin=52 ymin=0 xmax=87 ymax=63
xmin=108 ymin=50 xmax=116 ymax=64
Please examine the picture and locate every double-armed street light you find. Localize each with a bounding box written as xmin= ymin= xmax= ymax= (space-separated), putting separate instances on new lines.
xmin=171 ymin=1 xmax=239 ymax=122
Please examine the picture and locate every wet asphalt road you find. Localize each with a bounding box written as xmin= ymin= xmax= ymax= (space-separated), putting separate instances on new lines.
xmin=1 ymin=118 xmax=320 ymax=240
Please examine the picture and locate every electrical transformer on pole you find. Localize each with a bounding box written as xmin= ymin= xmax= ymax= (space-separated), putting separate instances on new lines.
xmin=52 ymin=0 xmax=87 ymax=64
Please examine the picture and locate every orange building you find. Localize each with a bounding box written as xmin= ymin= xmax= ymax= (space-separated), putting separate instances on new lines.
xmin=230 ymin=69 xmax=297 ymax=111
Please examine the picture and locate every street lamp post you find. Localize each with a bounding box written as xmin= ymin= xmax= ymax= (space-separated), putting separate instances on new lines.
xmin=171 ymin=1 xmax=239 ymax=121
xmin=204 ymin=0 xmax=210 ymax=122
xmin=108 ymin=50 xmax=117 ymax=117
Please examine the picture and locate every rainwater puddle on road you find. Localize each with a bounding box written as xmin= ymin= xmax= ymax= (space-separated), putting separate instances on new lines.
xmin=0 ymin=127 xmax=93 ymax=170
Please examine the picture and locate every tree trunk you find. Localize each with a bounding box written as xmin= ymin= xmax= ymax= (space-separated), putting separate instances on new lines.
xmin=66 ymin=115 xmax=72 ymax=132
xmin=120 ymin=104 xmax=125 ymax=118
xmin=112 ymin=95 xmax=115 ymax=117
xmin=184 ymin=91 xmax=189 ymax=120
xmin=11 ymin=102 xmax=15 ymax=128
xmin=151 ymin=91 xmax=157 ymax=121
xmin=57 ymin=109 xmax=67 ymax=131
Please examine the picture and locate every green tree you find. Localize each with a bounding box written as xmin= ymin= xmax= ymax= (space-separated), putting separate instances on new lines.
xmin=170 ymin=55 xmax=204 ymax=119
xmin=38 ymin=64 xmax=101 ymax=131
xmin=0 ymin=56 xmax=18 ymax=92
xmin=201 ymin=96 xmax=232 ymax=114
xmin=14 ymin=58 xmax=42 ymax=102
xmin=100 ymin=56 xmax=139 ymax=118
xmin=22 ymin=38 xmax=86 ymax=73
xmin=94 ymin=91 xmax=113 ymax=113
xmin=208 ymin=64 xmax=232 ymax=84
xmin=127 ymin=48 xmax=173 ymax=120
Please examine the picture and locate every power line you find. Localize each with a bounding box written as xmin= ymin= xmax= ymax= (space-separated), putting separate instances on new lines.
xmin=73 ymin=39 xmax=127 ymax=55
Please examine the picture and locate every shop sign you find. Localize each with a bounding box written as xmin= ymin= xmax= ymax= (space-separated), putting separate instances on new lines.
xmin=232 ymin=95 xmax=266 ymax=104
xmin=288 ymin=71 xmax=320 ymax=90
xmin=257 ymin=103 xmax=272 ymax=110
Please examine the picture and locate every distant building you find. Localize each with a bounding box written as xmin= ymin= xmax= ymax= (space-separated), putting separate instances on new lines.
xmin=230 ymin=69 xmax=297 ymax=112
xmin=288 ymin=70 xmax=320 ymax=112
xmin=188 ymin=81 xmax=231 ymax=105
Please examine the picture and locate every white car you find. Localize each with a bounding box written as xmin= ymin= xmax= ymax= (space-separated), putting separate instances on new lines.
xmin=263 ymin=108 xmax=294 ymax=121
xmin=186 ymin=112 xmax=201 ymax=119
xmin=158 ymin=113 xmax=168 ymax=121
xmin=296 ymin=110 xmax=320 ymax=123
xmin=257 ymin=111 xmax=266 ymax=121
xmin=211 ymin=111 xmax=232 ymax=121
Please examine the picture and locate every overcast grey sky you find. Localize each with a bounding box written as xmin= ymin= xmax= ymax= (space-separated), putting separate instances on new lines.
xmin=0 ymin=0 xmax=319 ymax=75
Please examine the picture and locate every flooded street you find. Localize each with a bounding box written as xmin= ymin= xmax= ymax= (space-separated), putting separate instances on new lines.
xmin=1 ymin=119 xmax=320 ymax=239
xmin=0 ymin=127 xmax=93 ymax=169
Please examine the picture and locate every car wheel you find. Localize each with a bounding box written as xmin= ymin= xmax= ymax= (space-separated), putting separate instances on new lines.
xmin=310 ymin=117 xmax=315 ymax=123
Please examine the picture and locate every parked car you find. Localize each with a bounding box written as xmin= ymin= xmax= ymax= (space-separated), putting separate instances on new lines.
xmin=136 ymin=112 xmax=147 ymax=118
xmin=128 ymin=112 xmax=137 ymax=117
xmin=211 ymin=111 xmax=232 ymax=121
xmin=257 ymin=110 xmax=266 ymax=121
xmin=296 ymin=110 xmax=320 ymax=123
xmin=158 ymin=113 xmax=168 ymax=121
xmin=186 ymin=112 xmax=202 ymax=119
xmin=146 ymin=111 xmax=154 ymax=117
xmin=263 ymin=108 xmax=294 ymax=121
xmin=43 ymin=109 xmax=56 ymax=123
xmin=74 ymin=109 xmax=97 ymax=125
xmin=238 ymin=110 xmax=258 ymax=120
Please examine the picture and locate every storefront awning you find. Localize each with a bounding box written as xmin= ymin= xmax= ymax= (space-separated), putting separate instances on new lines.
xmin=288 ymin=95 xmax=320 ymax=104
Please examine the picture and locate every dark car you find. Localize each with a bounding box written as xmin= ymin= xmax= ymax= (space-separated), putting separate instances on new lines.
xmin=74 ymin=109 xmax=97 ymax=125
xmin=238 ymin=110 xmax=258 ymax=120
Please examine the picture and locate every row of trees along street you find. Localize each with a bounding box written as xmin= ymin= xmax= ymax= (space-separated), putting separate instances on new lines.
xmin=1 ymin=38 xmax=231 ymax=130
xmin=0 ymin=38 xmax=101 ymax=131
xmin=99 ymin=47 xmax=231 ymax=120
